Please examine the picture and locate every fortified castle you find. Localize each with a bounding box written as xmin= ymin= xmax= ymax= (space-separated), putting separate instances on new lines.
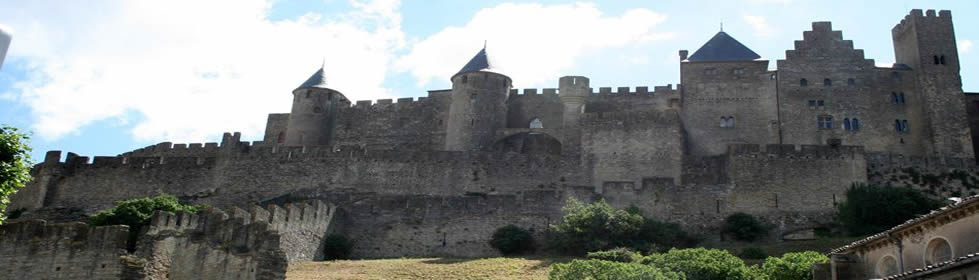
xmin=2 ymin=9 xmax=978 ymax=279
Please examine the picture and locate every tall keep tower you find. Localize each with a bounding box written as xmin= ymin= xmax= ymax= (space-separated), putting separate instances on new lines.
xmin=892 ymin=9 xmax=973 ymax=156
xmin=285 ymin=66 xmax=349 ymax=146
xmin=444 ymin=46 xmax=512 ymax=151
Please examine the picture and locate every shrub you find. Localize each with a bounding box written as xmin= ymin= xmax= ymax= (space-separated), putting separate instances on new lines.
xmin=0 ymin=125 xmax=32 ymax=224
xmin=723 ymin=212 xmax=767 ymax=242
xmin=489 ymin=224 xmax=535 ymax=255
xmin=587 ymin=247 xmax=641 ymax=263
xmin=641 ymin=248 xmax=759 ymax=280
xmin=550 ymin=198 xmax=644 ymax=255
xmin=739 ymin=247 xmax=767 ymax=260
xmin=759 ymin=251 xmax=828 ymax=280
xmin=550 ymin=259 xmax=683 ymax=280
xmin=323 ymin=233 xmax=353 ymax=260
xmin=838 ymin=183 xmax=942 ymax=236
xmin=89 ymin=194 xmax=205 ymax=251
xmin=638 ymin=218 xmax=699 ymax=252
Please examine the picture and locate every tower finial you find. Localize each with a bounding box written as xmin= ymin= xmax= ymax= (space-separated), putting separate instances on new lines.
xmin=483 ymin=40 xmax=487 ymax=49
xmin=321 ymin=56 xmax=326 ymax=69
xmin=720 ymin=21 xmax=724 ymax=32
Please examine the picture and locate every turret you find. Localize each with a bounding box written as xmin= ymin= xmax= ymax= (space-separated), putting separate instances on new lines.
xmin=558 ymin=76 xmax=589 ymax=128
xmin=444 ymin=46 xmax=512 ymax=151
xmin=892 ymin=9 xmax=972 ymax=156
xmin=284 ymin=65 xmax=349 ymax=146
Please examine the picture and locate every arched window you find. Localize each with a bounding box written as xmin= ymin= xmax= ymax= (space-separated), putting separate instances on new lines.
xmin=847 ymin=78 xmax=856 ymax=87
xmin=876 ymin=256 xmax=899 ymax=278
xmin=902 ymin=120 xmax=909 ymax=132
xmin=852 ymin=118 xmax=860 ymax=130
xmin=895 ymin=119 xmax=902 ymax=132
xmin=898 ymin=92 xmax=906 ymax=104
xmin=800 ymin=79 xmax=808 ymax=87
xmin=843 ymin=118 xmax=851 ymax=131
xmin=824 ymin=78 xmax=832 ymax=87
xmin=940 ymin=55 xmax=947 ymax=65
xmin=934 ymin=55 xmax=941 ymax=65
xmin=925 ymin=238 xmax=953 ymax=265
xmin=529 ymin=118 xmax=543 ymax=129
xmin=891 ymin=92 xmax=899 ymax=104
xmin=720 ymin=117 xmax=728 ymax=128
xmin=277 ymin=132 xmax=286 ymax=144
xmin=727 ymin=116 xmax=735 ymax=128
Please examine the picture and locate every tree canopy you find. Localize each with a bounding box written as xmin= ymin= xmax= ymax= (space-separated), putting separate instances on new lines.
xmin=0 ymin=125 xmax=32 ymax=223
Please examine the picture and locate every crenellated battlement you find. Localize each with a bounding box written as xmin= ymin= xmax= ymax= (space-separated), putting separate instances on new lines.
xmin=504 ymin=85 xmax=678 ymax=99
xmin=146 ymin=200 xmax=333 ymax=237
xmin=580 ymin=110 xmax=679 ymax=126
xmin=892 ymin=9 xmax=952 ymax=35
xmin=0 ymin=220 xmax=129 ymax=251
xmin=865 ymin=152 xmax=977 ymax=171
xmin=726 ymin=144 xmax=864 ymax=160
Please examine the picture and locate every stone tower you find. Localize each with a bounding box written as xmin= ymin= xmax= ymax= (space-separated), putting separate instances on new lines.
xmin=284 ymin=65 xmax=349 ymax=146
xmin=680 ymin=31 xmax=778 ymax=156
xmin=559 ymin=76 xmax=589 ymax=128
xmin=444 ymin=46 xmax=512 ymax=151
xmin=892 ymin=9 xmax=973 ymax=156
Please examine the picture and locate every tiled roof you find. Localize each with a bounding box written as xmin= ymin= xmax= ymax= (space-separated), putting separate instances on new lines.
xmin=884 ymin=253 xmax=979 ymax=279
xmin=687 ymin=31 xmax=761 ymax=62
xmin=295 ymin=66 xmax=329 ymax=91
xmin=455 ymin=46 xmax=501 ymax=78
xmin=831 ymin=194 xmax=979 ymax=254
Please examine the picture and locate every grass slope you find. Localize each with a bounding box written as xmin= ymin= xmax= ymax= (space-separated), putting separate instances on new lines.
xmin=287 ymin=257 xmax=567 ymax=280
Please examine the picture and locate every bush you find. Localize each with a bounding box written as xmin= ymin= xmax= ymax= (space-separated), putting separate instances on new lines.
xmin=759 ymin=251 xmax=828 ymax=280
xmin=550 ymin=259 xmax=683 ymax=280
xmin=638 ymin=218 xmax=699 ymax=252
xmin=489 ymin=224 xmax=535 ymax=255
xmin=0 ymin=125 xmax=32 ymax=224
xmin=550 ymin=198 xmax=644 ymax=255
xmin=587 ymin=248 xmax=641 ymax=263
xmin=839 ymin=183 xmax=943 ymax=236
xmin=89 ymin=194 xmax=205 ymax=251
xmin=739 ymin=247 xmax=767 ymax=260
xmin=323 ymin=233 xmax=353 ymax=260
xmin=723 ymin=213 xmax=767 ymax=242
xmin=641 ymin=248 xmax=759 ymax=280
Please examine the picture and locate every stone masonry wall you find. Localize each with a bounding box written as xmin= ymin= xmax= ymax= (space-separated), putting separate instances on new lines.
xmin=0 ymin=221 xmax=130 ymax=280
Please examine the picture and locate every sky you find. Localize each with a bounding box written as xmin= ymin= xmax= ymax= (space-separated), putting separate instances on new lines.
xmin=0 ymin=0 xmax=977 ymax=161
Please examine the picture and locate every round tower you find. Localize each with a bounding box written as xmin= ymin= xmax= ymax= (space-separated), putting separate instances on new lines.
xmin=558 ymin=76 xmax=590 ymax=128
xmin=285 ymin=66 xmax=349 ymax=146
xmin=444 ymin=46 xmax=512 ymax=151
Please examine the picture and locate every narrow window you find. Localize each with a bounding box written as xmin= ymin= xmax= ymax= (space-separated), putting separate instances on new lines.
xmin=462 ymin=75 xmax=468 ymax=83
xmin=852 ymin=118 xmax=860 ymax=130
xmin=808 ymin=100 xmax=816 ymax=108
xmin=720 ymin=117 xmax=728 ymax=128
xmin=800 ymin=78 xmax=808 ymax=87
xmin=727 ymin=116 xmax=735 ymax=128
xmin=529 ymin=118 xmax=543 ymax=129
xmin=817 ymin=100 xmax=824 ymax=107
xmin=902 ymin=120 xmax=909 ymax=132
xmin=891 ymin=92 xmax=899 ymax=104
xmin=895 ymin=119 xmax=902 ymax=132
xmin=940 ymin=55 xmax=947 ymax=65
xmin=898 ymin=92 xmax=906 ymax=104
xmin=934 ymin=55 xmax=941 ymax=65
xmin=824 ymin=78 xmax=832 ymax=87
xmin=847 ymin=78 xmax=856 ymax=87
xmin=844 ymin=118 xmax=851 ymax=131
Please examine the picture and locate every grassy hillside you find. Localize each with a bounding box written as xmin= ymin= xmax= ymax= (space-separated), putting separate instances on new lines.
xmin=287 ymin=257 xmax=568 ymax=280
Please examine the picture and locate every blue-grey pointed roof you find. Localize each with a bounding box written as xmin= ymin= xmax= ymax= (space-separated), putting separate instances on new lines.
xmin=295 ymin=67 xmax=329 ymax=91
xmin=455 ymin=47 xmax=496 ymax=77
xmin=687 ymin=31 xmax=761 ymax=62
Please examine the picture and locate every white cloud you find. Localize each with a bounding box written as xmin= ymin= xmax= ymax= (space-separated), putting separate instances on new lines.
xmin=743 ymin=15 xmax=775 ymax=37
xmin=395 ymin=3 xmax=672 ymax=88
xmin=1 ymin=0 xmax=404 ymax=142
xmin=960 ymin=40 xmax=973 ymax=55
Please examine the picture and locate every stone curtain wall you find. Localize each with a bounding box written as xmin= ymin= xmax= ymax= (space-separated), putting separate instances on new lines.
xmin=0 ymin=221 xmax=131 ymax=280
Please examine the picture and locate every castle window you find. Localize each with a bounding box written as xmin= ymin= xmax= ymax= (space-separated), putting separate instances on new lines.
xmin=808 ymin=100 xmax=816 ymax=108
xmin=732 ymin=68 xmax=745 ymax=75
xmin=770 ymin=73 xmax=777 ymax=80
xmin=891 ymin=72 xmax=901 ymax=81
xmin=940 ymin=55 xmax=947 ymax=65
xmin=529 ymin=118 xmax=543 ymax=129
xmin=817 ymin=100 xmax=824 ymax=107
xmin=847 ymin=78 xmax=856 ymax=87
xmin=462 ymin=75 xmax=468 ymax=83
xmin=876 ymin=256 xmax=899 ymax=278
xmin=852 ymin=118 xmax=860 ymax=130
xmin=824 ymin=79 xmax=832 ymax=87
xmin=902 ymin=120 xmax=909 ymax=132
xmin=720 ymin=117 xmax=735 ymax=128
xmin=891 ymin=92 xmax=899 ymax=104
xmin=934 ymin=55 xmax=941 ymax=65
xmin=843 ymin=118 xmax=851 ymax=130
xmin=898 ymin=92 xmax=906 ymax=104
xmin=895 ymin=119 xmax=909 ymax=132
xmin=818 ymin=115 xmax=833 ymax=129
xmin=705 ymin=68 xmax=718 ymax=75
xmin=800 ymin=78 xmax=808 ymax=87
xmin=720 ymin=117 xmax=728 ymax=128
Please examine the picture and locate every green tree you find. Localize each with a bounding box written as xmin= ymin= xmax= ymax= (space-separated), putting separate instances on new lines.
xmin=489 ymin=224 xmax=535 ymax=255
xmin=0 ymin=125 xmax=32 ymax=224
xmin=759 ymin=251 xmax=828 ymax=280
xmin=89 ymin=194 xmax=206 ymax=250
xmin=838 ymin=183 xmax=942 ymax=236
xmin=550 ymin=198 xmax=644 ymax=255
xmin=723 ymin=212 xmax=768 ymax=242
xmin=550 ymin=259 xmax=684 ymax=280
xmin=641 ymin=248 xmax=760 ymax=280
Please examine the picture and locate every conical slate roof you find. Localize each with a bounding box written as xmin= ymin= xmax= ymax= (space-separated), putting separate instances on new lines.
xmin=454 ymin=46 xmax=498 ymax=77
xmin=687 ymin=31 xmax=761 ymax=62
xmin=295 ymin=66 xmax=329 ymax=91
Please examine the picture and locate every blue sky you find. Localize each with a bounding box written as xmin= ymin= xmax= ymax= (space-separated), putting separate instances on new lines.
xmin=1 ymin=0 xmax=977 ymax=161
